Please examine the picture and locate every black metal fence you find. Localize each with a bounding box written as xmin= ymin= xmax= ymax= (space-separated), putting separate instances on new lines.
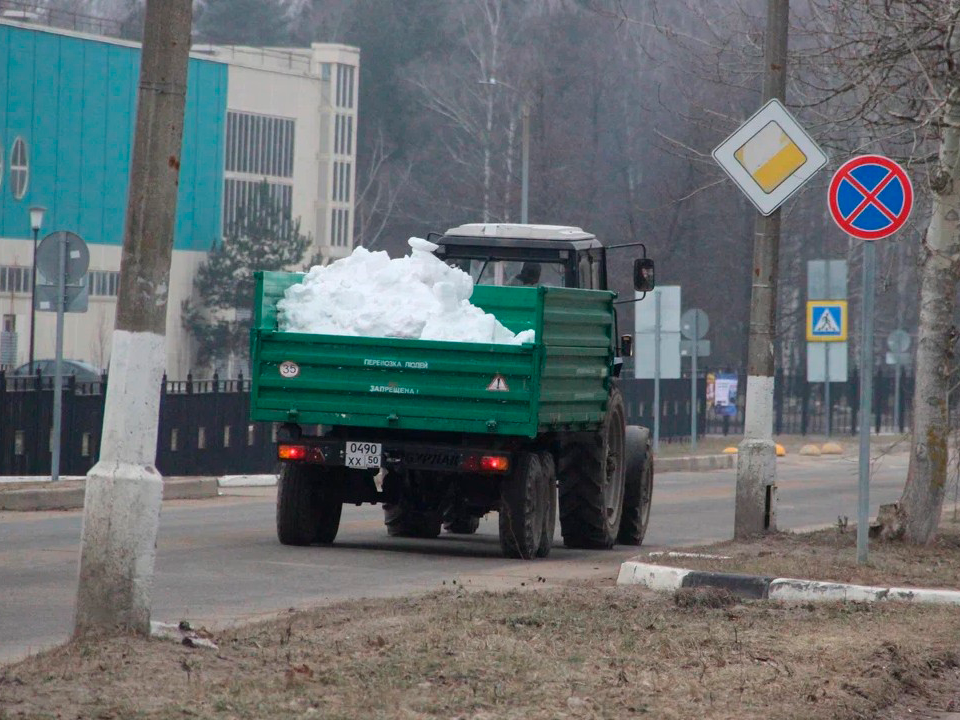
xmin=0 ymin=372 xmax=277 ymax=476
xmin=621 ymin=367 xmax=915 ymax=441
xmin=1 ymin=368 xmax=916 ymax=475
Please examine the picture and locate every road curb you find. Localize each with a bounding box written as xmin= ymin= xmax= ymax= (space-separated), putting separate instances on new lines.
xmin=617 ymin=559 xmax=960 ymax=606
xmin=218 ymin=474 xmax=277 ymax=487
xmin=0 ymin=477 xmax=219 ymax=511
xmin=656 ymin=454 xmax=735 ymax=473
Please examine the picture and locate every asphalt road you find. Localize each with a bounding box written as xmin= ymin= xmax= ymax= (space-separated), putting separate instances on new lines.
xmin=0 ymin=451 xmax=912 ymax=665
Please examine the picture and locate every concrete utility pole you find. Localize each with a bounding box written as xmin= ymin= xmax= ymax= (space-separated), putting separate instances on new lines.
xmin=75 ymin=0 xmax=192 ymax=636
xmin=735 ymin=0 xmax=788 ymax=538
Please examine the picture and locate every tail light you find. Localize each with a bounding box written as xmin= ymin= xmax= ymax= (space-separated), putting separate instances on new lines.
xmin=278 ymin=444 xmax=307 ymax=460
xmin=480 ymin=455 xmax=510 ymax=472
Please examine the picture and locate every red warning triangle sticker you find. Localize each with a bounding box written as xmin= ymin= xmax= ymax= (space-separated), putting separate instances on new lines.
xmin=487 ymin=374 xmax=509 ymax=392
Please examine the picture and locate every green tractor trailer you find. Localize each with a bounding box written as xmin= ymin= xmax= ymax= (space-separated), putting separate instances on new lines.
xmin=249 ymin=224 xmax=656 ymax=559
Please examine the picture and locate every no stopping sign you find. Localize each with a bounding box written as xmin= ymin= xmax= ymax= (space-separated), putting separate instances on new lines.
xmin=828 ymin=155 xmax=913 ymax=240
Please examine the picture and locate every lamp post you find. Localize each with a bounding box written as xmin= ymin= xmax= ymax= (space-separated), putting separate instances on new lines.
xmin=28 ymin=205 xmax=45 ymax=372
xmin=478 ymin=77 xmax=531 ymax=223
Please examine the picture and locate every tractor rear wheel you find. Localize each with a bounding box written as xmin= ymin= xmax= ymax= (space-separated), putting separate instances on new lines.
xmin=276 ymin=464 xmax=343 ymax=546
xmin=499 ymin=451 xmax=546 ymax=559
xmin=617 ymin=427 xmax=654 ymax=546
xmin=558 ymin=388 xmax=626 ymax=549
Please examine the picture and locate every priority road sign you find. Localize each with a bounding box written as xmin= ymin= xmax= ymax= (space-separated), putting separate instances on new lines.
xmin=712 ymin=99 xmax=828 ymax=216
xmin=828 ymin=155 xmax=913 ymax=240
xmin=807 ymin=300 xmax=847 ymax=342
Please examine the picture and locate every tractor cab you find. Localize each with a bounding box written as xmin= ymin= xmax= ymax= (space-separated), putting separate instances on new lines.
xmin=433 ymin=223 xmax=654 ymax=293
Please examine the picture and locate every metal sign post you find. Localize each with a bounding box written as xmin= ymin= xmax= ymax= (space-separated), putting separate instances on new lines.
xmin=824 ymin=345 xmax=831 ymax=437
xmin=691 ymin=315 xmax=697 ymax=450
xmin=681 ymin=309 xmax=710 ymax=450
xmin=857 ymin=242 xmax=876 ymax=564
xmin=653 ymin=292 xmax=661 ymax=452
xmin=807 ymin=262 xmax=849 ymax=433
xmin=51 ymin=234 xmax=67 ymax=483
xmin=636 ymin=286 xmax=682 ymax=452
xmin=828 ymin=155 xmax=914 ymax=564
xmin=34 ymin=231 xmax=89 ymax=482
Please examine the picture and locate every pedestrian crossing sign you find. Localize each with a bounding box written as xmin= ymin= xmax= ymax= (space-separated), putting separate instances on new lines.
xmin=807 ymin=301 xmax=847 ymax=342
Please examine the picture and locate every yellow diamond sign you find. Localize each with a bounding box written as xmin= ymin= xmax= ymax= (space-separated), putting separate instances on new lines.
xmin=734 ymin=121 xmax=807 ymax=193
xmin=713 ymin=100 xmax=827 ymax=216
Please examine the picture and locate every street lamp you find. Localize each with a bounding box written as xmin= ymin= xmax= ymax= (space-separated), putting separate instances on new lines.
xmin=478 ymin=77 xmax=531 ymax=223
xmin=28 ymin=205 xmax=45 ymax=372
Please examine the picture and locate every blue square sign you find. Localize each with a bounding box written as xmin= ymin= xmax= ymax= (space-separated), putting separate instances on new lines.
xmin=807 ymin=301 xmax=847 ymax=342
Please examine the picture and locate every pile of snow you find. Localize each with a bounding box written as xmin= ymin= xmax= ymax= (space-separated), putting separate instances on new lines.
xmin=277 ymin=237 xmax=536 ymax=345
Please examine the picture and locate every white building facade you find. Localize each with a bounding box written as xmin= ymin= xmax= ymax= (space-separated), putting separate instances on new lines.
xmin=0 ymin=20 xmax=358 ymax=378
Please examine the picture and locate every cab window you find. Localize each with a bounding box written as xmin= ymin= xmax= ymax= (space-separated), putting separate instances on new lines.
xmin=450 ymin=259 xmax=567 ymax=287
xmin=577 ymin=252 xmax=601 ymax=289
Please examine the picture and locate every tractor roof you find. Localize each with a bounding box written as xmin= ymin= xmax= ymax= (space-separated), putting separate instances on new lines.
xmin=441 ymin=223 xmax=601 ymax=251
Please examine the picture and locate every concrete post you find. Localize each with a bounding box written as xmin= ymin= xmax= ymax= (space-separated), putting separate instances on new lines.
xmin=74 ymin=0 xmax=192 ymax=636
xmin=735 ymin=0 xmax=788 ymax=538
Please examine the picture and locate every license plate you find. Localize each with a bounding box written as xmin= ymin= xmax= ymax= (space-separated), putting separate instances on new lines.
xmin=345 ymin=441 xmax=382 ymax=469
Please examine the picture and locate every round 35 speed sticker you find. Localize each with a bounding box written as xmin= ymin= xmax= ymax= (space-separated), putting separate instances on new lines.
xmin=279 ymin=361 xmax=300 ymax=379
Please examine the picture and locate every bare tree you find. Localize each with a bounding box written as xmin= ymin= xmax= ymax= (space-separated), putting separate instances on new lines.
xmin=354 ymin=126 xmax=413 ymax=249
xmin=792 ymin=0 xmax=958 ymax=543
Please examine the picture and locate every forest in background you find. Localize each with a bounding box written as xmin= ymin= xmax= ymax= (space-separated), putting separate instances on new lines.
xmin=40 ymin=0 xmax=933 ymax=372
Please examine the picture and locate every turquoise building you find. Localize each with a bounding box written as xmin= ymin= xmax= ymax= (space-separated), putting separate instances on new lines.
xmin=0 ymin=21 xmax=227 ymax=250
xmin=0 ymin=18 xmax=359 ymax=376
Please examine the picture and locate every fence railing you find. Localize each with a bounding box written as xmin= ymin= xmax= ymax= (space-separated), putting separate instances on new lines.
xmin=621 ymin=367 xmax=914 ymax=442
xmin=0 ymin=367 xmax=918 ymax=475
xmin=0 ymin=372 xmax=277 ymax=476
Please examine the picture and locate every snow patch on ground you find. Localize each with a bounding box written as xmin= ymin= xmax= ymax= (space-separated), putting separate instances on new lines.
xmin=278 ymin=238 xmax=536 ymax=345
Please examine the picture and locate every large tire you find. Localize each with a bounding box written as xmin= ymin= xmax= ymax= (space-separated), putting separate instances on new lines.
xmin=276 ymin=464 xmax=343 ymax=546
xmin=558 ymin=388 xmax=626 ymax=549
xmin=618 ymin=427 xmax=654 ymax=546
xmin=499 ymin=451 xmax=546 ymax=559
xmin=537 ymin=451 xmax=557 ymax=558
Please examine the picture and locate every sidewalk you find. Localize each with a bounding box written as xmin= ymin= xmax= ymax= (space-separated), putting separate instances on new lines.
xmin=0 ymin=476 xmax=218 ymax=511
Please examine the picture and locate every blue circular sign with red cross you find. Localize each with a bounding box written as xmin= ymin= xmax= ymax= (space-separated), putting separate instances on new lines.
xmin=828 ymin=155 xmax=913 ymax=240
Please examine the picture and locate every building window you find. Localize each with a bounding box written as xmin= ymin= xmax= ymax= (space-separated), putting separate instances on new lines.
xmin=225 ymin=111 xmax=295 ymax=179
xmin=336 ymin=65 xmax=355 ymax=109
xmin=10 ymin=137 xmax=28 ymax=199
xmin=87 ymin=270 xmax=120 ymax=297
xmin=0 ymin=265 xmax=31 ymax=294
xmin=223 ymin=178 xmax=293 ymax=233
xmin=329 ymin=208 xmax=351 ymax=247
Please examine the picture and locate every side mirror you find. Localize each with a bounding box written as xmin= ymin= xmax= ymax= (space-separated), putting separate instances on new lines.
xmin=634 ymin=258 xmax=655 ymax=292
xmin=620 ymin=334 xmax=633 ymax=358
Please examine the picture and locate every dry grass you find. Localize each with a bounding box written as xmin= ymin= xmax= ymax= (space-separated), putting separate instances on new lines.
xmin=2 ymin=585 xmax=960 ymax=719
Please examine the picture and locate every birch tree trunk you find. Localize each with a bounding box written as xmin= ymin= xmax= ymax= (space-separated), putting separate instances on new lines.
xmin=894 ymin=82 xmax=960 ymax=544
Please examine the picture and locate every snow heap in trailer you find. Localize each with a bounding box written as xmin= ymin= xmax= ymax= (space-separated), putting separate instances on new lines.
xmin=277 ymin=237 xmax=536 ymax=345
